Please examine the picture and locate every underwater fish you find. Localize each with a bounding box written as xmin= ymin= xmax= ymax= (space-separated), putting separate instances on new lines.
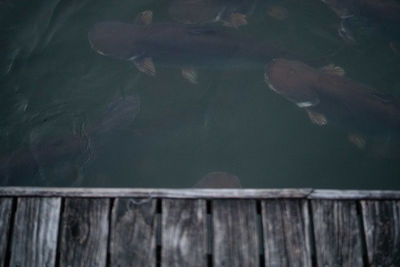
xmin=266 ymin=4 xmax=289 ymax=21
xmin=0 ymin=135 xmax=87 ymax=186
xmin=168 ymin=0 xmax=257 ymax=28
xmin=194 ymin=171 xmax=242 ymax=188
xmin=88 ymin=20 xmax=290 ymax=79
xmin=91 ymin=95 xmax=141 ymax=136
xmin=264 ymin=58 xmax=400 ymax=147
xmin=322 ymin=0 xmax=400 ymax=43
xmin=322 ymin=0 xmax=400 ymax=23
xmin=0 ymin=95 xmax=140 ymax=185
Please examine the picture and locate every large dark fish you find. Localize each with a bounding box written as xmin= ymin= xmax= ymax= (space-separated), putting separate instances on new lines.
xmin=0 ymin=95 xmax=140 ymax=185
xmin=168 ymin=0 xmax=257 ymax=27
xmin=91 ymin=95 xmax=141 ymax=136
xmin=88 ymin=21 xmax=290 ymax=75
xmin=323 ymin=0 xmax=400 ymax=24
xmin=322 ymin=0 xmax=400 ymax=42
xmin=264 ymin=58 xmax=400 ymax=146
xmin=0 ymin=135 xmax=87 ymax=186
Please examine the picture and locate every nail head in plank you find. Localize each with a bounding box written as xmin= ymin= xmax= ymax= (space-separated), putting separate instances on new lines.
xmin=162 ymin=199 xmax=207 ymax=267
xmin=312 ymin=200 xmax=363 ymax=267
xmin=361 ymin=200 xmax=400 ymax=266
xmin=0 ymin=198 xmax=13 ymax=267
xmin=110 ymin=198 xmax=157 ymax=267
xmin=212 ymin=199 xmax=259 ymax=267
xmin=9 ymin=197 xmax=61 ymax=267
xmin=59 ymin=198 xmax=109 ymax=267
xmin=261 ymin=199 xmax=312 ymax=266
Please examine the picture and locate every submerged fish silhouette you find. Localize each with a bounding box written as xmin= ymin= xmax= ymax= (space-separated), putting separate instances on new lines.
xmin=168 ymin=0 xmax=257 ymax=28
xmin=322 ymin=0 xmax=400 ymax=42
xmin=0 ymin=95 xmax=140 ymax=185
xmin=0 ymin=135 xmax=86 ymax=186
xmin=92 ymin=95 xmax=141 ymax=136
xmin=264 ymin=58 xmax=400 ymax=147
xmin=88 ymin=21 xmax=290 ymax=76
xmin=322 ymin=0 xmax=400 ymax=24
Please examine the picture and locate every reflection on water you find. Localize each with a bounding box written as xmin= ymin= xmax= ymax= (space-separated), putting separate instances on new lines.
xmin=0 ymin=0 xmax=399 ymax=188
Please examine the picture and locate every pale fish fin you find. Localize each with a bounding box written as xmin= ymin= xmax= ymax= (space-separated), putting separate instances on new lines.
xmin=194 ymin=172 xmax=242 ymax=188
xmin=338 ymin=20 xmax=356 ymax=43
xmin=348 ymin=133 xmax=366 ymax=149
xmin=296 ymin=98 xmax=319 ymax=108
xmin=181 ymin=67 xmax=198 ymax=84
xmin=320 ymin=64 xmax=345 ymax=76
xmin=291 ymin=88 xmax=320 ymax=108
xmin=306 ymin=110 xmax=327 ymax=126
xmin=134 ymin=57 xmax=156 ymax=76
xmin=136 ymin=10 xmax=153 ymax=25
xmin=214 ymin=6 xmax=226 ymax=22
xmin=224 ymin=13 xmax=247 ymax=28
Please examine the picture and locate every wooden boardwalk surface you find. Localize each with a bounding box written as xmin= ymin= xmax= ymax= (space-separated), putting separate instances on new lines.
xmin=0 ymin=187 xmax=399 ymax=266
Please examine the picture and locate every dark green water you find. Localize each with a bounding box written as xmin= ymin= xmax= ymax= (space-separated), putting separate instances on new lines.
xmin=1 ymin=0 xmax=399 ymax=188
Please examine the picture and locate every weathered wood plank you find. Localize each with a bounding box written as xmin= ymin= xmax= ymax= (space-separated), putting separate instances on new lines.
xmin=312 ymin=200 xmax=363 ymax=267
xmin=110 ymin=198 xmax=157 ymax=267
xmin=162 ymin=199 xmax=207 ymax=267
xmin=9 ymin=197 xmax=61 ymax=267
xmin=261 ymin=199 xmax=312 ymax=266
xmin=0 ymin=198 xmax=13 ymax=267
xmin=59 ymin=198 xmax=109 ymax=267
xmin=361 ymin=200 xmax=400 ymax=266
xmin=212 ymin=200 xmax=259 ymax=267
xmin=0 ymin=187 xmax=312 ymax=198
xmin=310 ymin=190 xmax=400 ymax=200
xmin=2 ymin=187 xmax=400 ymax=199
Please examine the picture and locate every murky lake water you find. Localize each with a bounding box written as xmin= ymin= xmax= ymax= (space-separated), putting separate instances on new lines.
xmin=1 ymin=0 xmax=400 ymax=188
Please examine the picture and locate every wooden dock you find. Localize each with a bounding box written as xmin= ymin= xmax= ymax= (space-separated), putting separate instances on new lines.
xmin=0 ymin=187 xmax=399 ymax=266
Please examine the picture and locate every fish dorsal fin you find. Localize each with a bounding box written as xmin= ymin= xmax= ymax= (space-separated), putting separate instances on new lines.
xmin=306 ymin=110 xmax=327 ymax=126
xmin=135 ymin=10 xmax=152 ymax=25
xmin=223 ymin=13 xmax=247 ymax=28
xmin=320 ymin=64 xmax=345 ymax=76
xmin=181 ymin=67 xmax=198 ymax=84
xmin=134 ymin=57 xmax=156 ymax=76
xmin=348 ymin=133 xmax=366 ymax=149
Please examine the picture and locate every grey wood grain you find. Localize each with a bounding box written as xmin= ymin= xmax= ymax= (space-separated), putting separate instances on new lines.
xmin=0 ymin=187 xmax=313 ymax=198
xmin=310 ymin=190 xmax=400 ymax=200
xmin=361 ymin=200 xmax=400 ymax=266
xmin=262 ymin=199 xmax=312 ymax=266
xmin=0 ymin=198 xmax=13 ymax=267
xmin=312 ymin=200 xmax=363 ymax=267
xmin=2 ymin=187 xmax=400 ymax=199
xmin=9 ymin=197 xmax=61 ymax=267
xmin=162 ymin=199 xmax=207 ymax=267
xmin=110 ymin=198 xmax=157 ymax=267
xmin=59 ymin=198 xmax=109 ymax=267
xmin=212 ymin=199 xmax=259 ymax=267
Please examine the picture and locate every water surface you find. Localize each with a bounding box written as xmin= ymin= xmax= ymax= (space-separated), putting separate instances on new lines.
xmin=1 ymin=0 xmax=399 ymax=188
